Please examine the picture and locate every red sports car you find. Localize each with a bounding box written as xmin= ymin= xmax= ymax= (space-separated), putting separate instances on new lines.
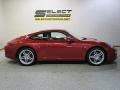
xmin=5 ymin=29 xmax=117 ymax=66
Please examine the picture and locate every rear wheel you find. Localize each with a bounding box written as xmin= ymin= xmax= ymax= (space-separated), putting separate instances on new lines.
xmin=87 ymin=47 xmax=106 ymax=66
xmin=17 ymin=48 xmax=36 ymax=66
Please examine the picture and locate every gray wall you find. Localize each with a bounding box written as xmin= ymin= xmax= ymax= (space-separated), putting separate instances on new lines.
xmin=0 ymin=0 xmax=5 ymax=48
xmin=0 ymin=0 xmax=120 ymax=48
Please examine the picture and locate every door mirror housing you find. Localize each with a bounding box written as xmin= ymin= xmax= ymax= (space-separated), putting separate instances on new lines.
xmin=67 ymin=36 xmax=75 ymax=43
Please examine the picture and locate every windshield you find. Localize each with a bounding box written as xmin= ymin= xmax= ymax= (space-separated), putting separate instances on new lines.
xmin=67 ymin=31 xmax=85 ymax=40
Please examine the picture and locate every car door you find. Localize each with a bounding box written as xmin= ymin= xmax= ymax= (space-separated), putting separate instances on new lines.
xmin=45 ymin=32 xmax=82 ymax=61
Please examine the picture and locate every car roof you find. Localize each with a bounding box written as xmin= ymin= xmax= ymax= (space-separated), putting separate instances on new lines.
xmin=38 ymin=29 xmax=67 ymax=33
xmin=28 ymin=29 xmax=68 ymax=36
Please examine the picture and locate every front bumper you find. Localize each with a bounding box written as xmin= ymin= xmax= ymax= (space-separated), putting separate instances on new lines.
xmin=107 ymin=47 xmax=117 ymax=62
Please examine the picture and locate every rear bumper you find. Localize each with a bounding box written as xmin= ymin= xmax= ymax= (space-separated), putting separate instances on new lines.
xmin=5 ymin=44 xmax=17 ymax=60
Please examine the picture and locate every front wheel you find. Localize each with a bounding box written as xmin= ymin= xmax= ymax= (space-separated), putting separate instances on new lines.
xmin=87 ymin=48 xmax=106 ymax=66
xmin=17 ymin=48 xmax=36 ymax=66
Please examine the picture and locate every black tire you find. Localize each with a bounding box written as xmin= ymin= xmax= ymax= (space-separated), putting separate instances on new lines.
xmin=17 ymin=48 xmax=36 ymax=66
xmin=87 ymin=47 xmax=106 ymax=66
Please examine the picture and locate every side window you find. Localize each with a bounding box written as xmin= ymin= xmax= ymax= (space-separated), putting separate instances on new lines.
xmin=51 ymin=32 xmax=67 ymax=40
xmin=31 ymin=32 xmax=50 ymax=40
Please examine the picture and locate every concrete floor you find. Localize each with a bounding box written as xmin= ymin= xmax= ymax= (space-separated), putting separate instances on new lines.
xmin=0 ymin=48 xmax=120 ymax=90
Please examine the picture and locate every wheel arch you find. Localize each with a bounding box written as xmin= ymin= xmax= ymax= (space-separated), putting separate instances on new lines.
xmin=16 ymin=46 xmax=37 ymax=60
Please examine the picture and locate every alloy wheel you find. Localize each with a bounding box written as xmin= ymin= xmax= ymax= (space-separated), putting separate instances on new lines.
xmin=18 ymin=49 xmax=35 ymax=65
xmin=88 ymin=48 xmax=105 ymax=65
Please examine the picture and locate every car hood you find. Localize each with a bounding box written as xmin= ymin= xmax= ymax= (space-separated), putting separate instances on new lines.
xmin=80 ymin=37 xmax=101 ymax=43
xmin=81 ymin=37 xmax=97 ymax=41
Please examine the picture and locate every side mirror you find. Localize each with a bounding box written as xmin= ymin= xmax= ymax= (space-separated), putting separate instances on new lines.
xmin=67 ymin=36 xmax=75 ymax=43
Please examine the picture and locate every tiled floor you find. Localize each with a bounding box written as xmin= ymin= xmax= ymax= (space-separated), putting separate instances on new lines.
xmin=0 ymin=48 xmax=120 ymax=90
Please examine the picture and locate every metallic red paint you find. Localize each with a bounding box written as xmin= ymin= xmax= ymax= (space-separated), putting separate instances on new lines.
xmin=5 ymin=29 xmax=117 ymax=63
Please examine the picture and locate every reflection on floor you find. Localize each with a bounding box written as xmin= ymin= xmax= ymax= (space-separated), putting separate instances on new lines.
xmin=0 ymin=48 xmax=119 ymax=90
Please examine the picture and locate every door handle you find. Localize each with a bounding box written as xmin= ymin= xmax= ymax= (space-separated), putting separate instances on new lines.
xmin=66 ymin=46 xmax=72 ymax=47
xmin=47 ymin=45 xmax=53 ymax=47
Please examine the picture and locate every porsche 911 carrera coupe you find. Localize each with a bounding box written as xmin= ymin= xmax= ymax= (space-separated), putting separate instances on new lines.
xmin=5 ymin=29 xmax=117 ymax=66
